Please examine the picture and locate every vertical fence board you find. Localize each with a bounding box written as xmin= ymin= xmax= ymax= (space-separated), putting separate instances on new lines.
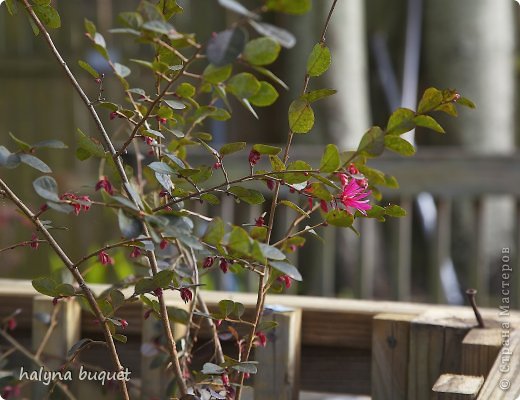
xmin=397 ymin=197 xmax=413 ymax=301
xmin=254 ymin=306 xmax=302 ymax=400
xmin=431 ymin=198 xmax=452 ymax=303
xmin=407 ymin=310 xmax=474 ymax=400
xmin=461 ymin=328 xmax=502 ymax=378
xmin=472 ymin=199 xmax=489 ymax=306
xmin=371 ymin=313 xmax=415 ymax=400
xmin=32 ymin=296 xmax=80 ymax=399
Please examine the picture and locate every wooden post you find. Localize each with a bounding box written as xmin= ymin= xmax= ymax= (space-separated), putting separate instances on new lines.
xmin=462 ymin=328 xmax=502 ymax=377
xmin=371 ymin=313 xmax=415 ymax=400
xmin=254 ymin=306 xmax=302 ymax=400
xmin=476 ymin=330 xmax=519 ymax=400
xmin=32 ymin=295 xmax=80 ymax=399
xmin=408 ymin=310 xmax=474 ymax=400
xmin=141 ymin=302 xmax=188 ymax=400
xmin=432 ymin=374 xmax=484 ymax=400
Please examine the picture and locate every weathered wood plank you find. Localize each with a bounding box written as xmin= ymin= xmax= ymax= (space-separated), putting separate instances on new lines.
xmin=371 ymin=313 xmax=415 ymax=400
xmin=476 ymin=329 xmax=520 ymax=400
xmin=462 ymin=328 xmax=502 ymax=378
xmin=408 ymin=310 xmax=476 ymax=400
xmin=254 ymin=306 xmax=302 ymax=400
xmin=432 ymin=374 xmax=484 ymax=400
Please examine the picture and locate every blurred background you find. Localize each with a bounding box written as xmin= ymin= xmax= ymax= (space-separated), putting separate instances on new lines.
xmin=1 ymin=0 xmax=519 ymax=308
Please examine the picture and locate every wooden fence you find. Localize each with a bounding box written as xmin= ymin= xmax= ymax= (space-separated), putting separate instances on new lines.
xmin=0 ymin=279 xmax=518 ymax=399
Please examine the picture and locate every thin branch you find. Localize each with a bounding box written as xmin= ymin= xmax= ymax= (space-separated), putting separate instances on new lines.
xmin=34 ymin=302 xmax=61 ymax=361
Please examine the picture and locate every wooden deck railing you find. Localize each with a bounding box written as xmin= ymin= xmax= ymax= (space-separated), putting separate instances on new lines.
xmin=0 ymin=279 xmax=518 ymax=399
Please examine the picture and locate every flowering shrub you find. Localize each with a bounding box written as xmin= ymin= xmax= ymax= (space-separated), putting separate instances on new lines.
xmin=0 ymin=0 xmax=474 ymax=399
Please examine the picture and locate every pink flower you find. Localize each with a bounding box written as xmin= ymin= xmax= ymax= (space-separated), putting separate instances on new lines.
xmin=219 ymin=259 xmax=228 ymax=273
xmin=95 ymin=176 xmax=114 ymax=195
xmin=338 ymin=174 xmax=371 ymax=215
xmin=320 ymin=200 xmax=328 ymax=213
xmin=255 ymin=331 xmax=267 ymax=347
xmin=348 ymin=163 xmax=359 ymax=175
xmin=248 ymin=150 xmax=261 ymax=166
xmin=98 ymin=250 xmax=114 ymax=266
xmin=221 ymin=373 xmax=230 ymax=387
xmin=180 ymin=288 xmax=192 ymax=303
xmin=109 ymin=111 xmax=118 ymax=120
xmin=203 ymin=257 xmax=214 ymax=269
xmin=255 ymin=216 xmax=264 ymax=227
xmin=30 ymin=233 xmax=39 ymax=249
xmin=153 ymin=288 xmax=163 ymax=297
xmin=120 ymin=319 xmax=128 ymax=329
xmin=277 ymin=275 xmax=292 ymax=289
xmin=213 ymin=161 xmax=222 ymax=170
xmin=130 ymin=247 xmax=141 ymax=258
xmin=6 ymin=318 xmax=16 ymax=331
xmin=1 ymin=385 xmax=21 ymax=399
xmin=160 ymin=239 xmax=169 ymax=250
xmin=266 ymin=179 xmax=275 ymax=191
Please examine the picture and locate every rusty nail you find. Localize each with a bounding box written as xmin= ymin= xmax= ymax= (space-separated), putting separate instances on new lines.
xmin=465 ymin=288 xmax=485 ymax=328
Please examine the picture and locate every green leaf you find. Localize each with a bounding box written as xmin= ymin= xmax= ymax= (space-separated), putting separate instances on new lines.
xmin=456 ymin=96 xmax=476 ymax=109
xmin=302 ymin=89 xmax=337 ymax=103
xmin=200 ymin=193 xmax=220 ymax=205
xmin=319 ymin=144 xmax=340 ymax=173
xmin=228 ymin=226 xmax=251 ymax=255
xmin=0 ymin=146 xmax=20 ymax=169
xmin=249 ymin=81 xmax=279 ymax=107
xmin=113 ymin=334 xmax=127 ymax=343
xmin=306 ymin=182 xmax=333 ymax=201
xmin=386 ymin=108 xmax=416 ymax=135
xmin=76 ymin=128 xmax=105 ymax=160
xmin=207 ymin=27 xmax=248 ymax=66
xmin=118 ymin=209 xmax=143 ymax=239
xmin=365 ymin=205 xmax=386 ymax=221
xmin=114 ymin=62 xmax=131 ymax=78
xmin=176 ymin=83 xmax=196 ymax=98
xmin=218 ymin=299 xmax=235 ymax=317
xmin=269 ymin=155 xmax=285 ymax=171
xmin=33 ymin=176 xmax=60 ymax=202
xmin=109 ymin=290 xmax=125 ymax=310
xmin=266 ymin=0 xmax=311 ymax=14
xmin=414 ymin=115 xmax=445 ymax=133
xmin=67 ymin=338 xmax=93 ymax=360
xmin=248 ymin=21 xmax=296 ymax=48
xmin=325 ymin=209 xmax=354 ymax=228
xmin=5 ymin=0 xmax=18 ymax=16
xmin=147 ymin=161 xmax=175 ymax=175
xmin=231 ymin=361 xmax=258 ymax=374
xmin=33 ymin=4 xmax=61 ymax=29
xmin=153 ymin=270 xmax=174 ymax=288
xmin=203 ymin=218 xmax=225 ymax=246
xmin=84 ymin=18 xmax=96 ymax=36
xmin=227 ymin=72 xmax=261 ymax=99
xmin=283 ymin=160 xmax=311 ymax=184
xmin=228 ymin=186 xmax=265 ymax=205
xmin=357 ymin=165 xmax=386 ymax=185
xmin=259 ymin=243 xmax=286 ymax=260
xmin=19 ymin=154 xmax=51 ymax=173
xmin=243 ymin=37 xmax=281 ymax=66
xmin=253 ymin=144 xmax=282 ymax=155
xmin=142 ymin=20 xmax=176 ymax=36
xmin=269 ymin=261 xmax=302 ymax=281
xmin=32 ymin=277 xmax=57 ymax=297
xmin=218 ymin=0 xmax=259 ymax=19
xmin=9 ymin=132 xmax=31 ymax=152
xmin=32 ymin=140 xmax=68 ymax=150
xmin=288 ymin=99 xmax=314 ymax=134
xmin=252 ymin=66 xmax=289 ymax=90
xmin=56 ymin=283 xmax=75 ymax=297
xmin=220 ymin=142 xmax=246 ymax=156
xmin=164 ymin=99 xmax=186 ymax=110
xmin=201 ymin=363 xmax=225 ymax=375
xmin=156 ymin=0 xmax=183 ymax=19
xmin=134 ymin=278 xmax=156 ymax=295
xmin=385 ymin=204 xmax=407 ymax=217
xmin=202 ymin=64 xmax=232 ymax=84
xmin=357 ymin=126 xmax=385 ymax=157
xmin=417 ymin=87 xmax=443 ymax=114
xmin=384 ymin=136 xmax=416 ymax=156
xmin=306 ymin=43 xmax=331 ymax=77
